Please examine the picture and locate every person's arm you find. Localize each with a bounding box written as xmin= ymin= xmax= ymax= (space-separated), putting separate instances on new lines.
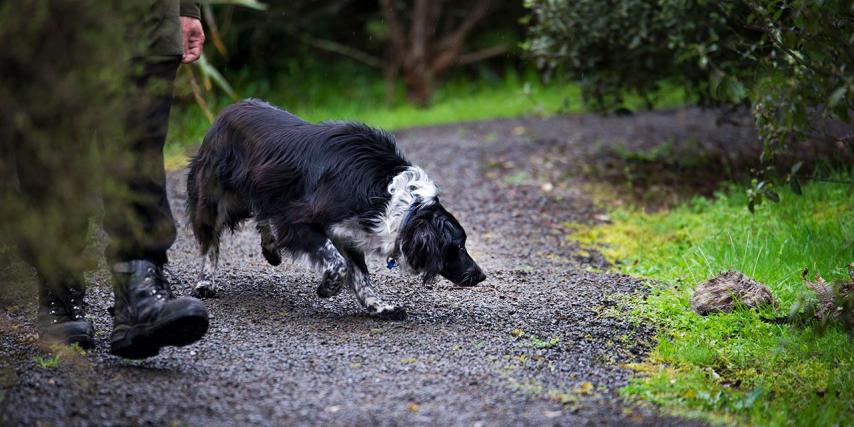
xmin=179 ymin=1 xmax=204 ymax=64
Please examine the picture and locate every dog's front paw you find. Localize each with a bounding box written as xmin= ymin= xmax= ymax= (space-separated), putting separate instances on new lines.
xmin=262 ymin=247 xmax=282 ymax=266
xmin=316 ymin=282 xmax=342 ymax=299
xmin=316 ymin=272 xmax=344 ymax=299
xmin=373 ymin=305 xmax=407 ymax=321
xmin=192 ymin=281 xmax=218 ymax=298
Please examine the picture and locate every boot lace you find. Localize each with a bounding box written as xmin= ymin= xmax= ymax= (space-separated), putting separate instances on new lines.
xmin=44 ymin=287 xmax=86 ymax=323
xmin=141 ymin=264 xmax=176 ymax=301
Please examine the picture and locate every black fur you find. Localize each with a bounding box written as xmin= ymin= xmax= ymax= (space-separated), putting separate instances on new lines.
xmin=187 ymin=99 xmax=406 ymax=255
xmin=186 ymin=99 xmax=485 ymax=310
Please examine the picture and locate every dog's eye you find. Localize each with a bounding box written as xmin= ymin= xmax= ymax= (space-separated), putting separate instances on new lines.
xmin=458 ymin=244 xmax=465 ymax=252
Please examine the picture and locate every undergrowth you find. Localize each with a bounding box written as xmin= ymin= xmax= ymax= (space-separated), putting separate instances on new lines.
xmin=164 ymin=66 xmax=685 ymax=169
xmin=569 ymin=174 xmax=854 ymax=426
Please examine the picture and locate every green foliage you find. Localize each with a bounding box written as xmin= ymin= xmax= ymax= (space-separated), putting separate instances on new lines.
xmin=34 ymin=355 xmax=60 ymax=370
xmin=524 ymin=0 xmax=741 ymax=110
xmin=0 ymin=1 xmax=136 ymax=282
xmin=528 ymin=336 xmax=561 ymax=349
xmin=166 ymin=68 xmax=575 ymax=165
xmin=166 ymin=65 xmax=687 ymax=168
xmin=570 ymin=174 xmax=854 ymax=425
xmin=524 ymin=0 xmax=854 ymax=154
xmin=203 ymin=1 xmax=524 ymax=77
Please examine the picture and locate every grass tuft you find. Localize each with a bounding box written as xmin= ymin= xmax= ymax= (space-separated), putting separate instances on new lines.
xmin=34 ymin=354 xmax=60 ymax=369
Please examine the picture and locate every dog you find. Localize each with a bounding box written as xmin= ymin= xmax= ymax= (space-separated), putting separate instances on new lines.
xmin=186 ymin=99 xmax=486 ymax=320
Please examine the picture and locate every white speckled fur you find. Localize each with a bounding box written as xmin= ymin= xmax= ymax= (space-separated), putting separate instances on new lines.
xmin=329 ymin=166 xmax=437 ymax=268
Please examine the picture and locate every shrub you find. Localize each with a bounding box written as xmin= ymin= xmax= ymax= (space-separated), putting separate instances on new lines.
xmin=524 ymin=0 xmax=854 ymax=156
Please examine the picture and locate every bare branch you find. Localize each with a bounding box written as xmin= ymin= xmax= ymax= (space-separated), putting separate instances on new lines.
xmin=287 ymin=29 xmax=382 ymax=68
xmin=202 ymin=4 xmax=228 ymax=56
xmin=411 ymin=0 xmax=431 ymax=63
xmin=379 ymin=0 xmax=407 ymax=56
xmin=184 ymin=66 xmax=214 ymax=123
xmin=438 ymin=0 xmax=492 ymax=51
xmin=425 ymin=1 xmax=445 ymax=46
xmin=456 ymin=43 xmax=509 ymax=66
xmin=384 ymin=60 xmax=400 ymax=105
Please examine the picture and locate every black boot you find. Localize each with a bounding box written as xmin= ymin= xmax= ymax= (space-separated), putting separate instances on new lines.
xmin=38 ymin=281 xmax=95 ymax=349
xmin=110 ymin=260 xmax=209 ymax=359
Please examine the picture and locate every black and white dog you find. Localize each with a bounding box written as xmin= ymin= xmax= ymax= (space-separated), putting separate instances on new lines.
xmin=186 ymin=99 xmax=486 ymax=320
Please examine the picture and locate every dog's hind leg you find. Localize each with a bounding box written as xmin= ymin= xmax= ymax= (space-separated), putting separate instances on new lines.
xmin=193 ymin=245 xmax=220 ymax=298
xmin=257 ymin=221 xmax=281 ymax=266
xmin=338 ymin=247 xmax=407 ymax=321
xmin=193 ymin=190 xmax=250 ymax=298
xmin=192 ymin=196 xmax=234 ymax=298
xmin=189 ymin=214 xmax=221 ymax=298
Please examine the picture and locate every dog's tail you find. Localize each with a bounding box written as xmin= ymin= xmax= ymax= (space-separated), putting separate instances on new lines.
xmin=186 ymin=107 xmax=253 ymax=257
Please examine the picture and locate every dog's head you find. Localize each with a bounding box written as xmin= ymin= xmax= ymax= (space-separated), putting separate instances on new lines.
xmin=399 ymin=201 xmax=486 ymax=286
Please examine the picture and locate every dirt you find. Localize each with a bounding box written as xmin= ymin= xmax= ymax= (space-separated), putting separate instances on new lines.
xmin=0 ymin=108 xmax=761 ymax=426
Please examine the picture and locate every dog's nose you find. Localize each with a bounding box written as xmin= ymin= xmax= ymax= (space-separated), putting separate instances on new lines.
xmin=462 ymin=269 xmax=486 ymax=286
xmin=474 ymin=270 xmax=486 ymax=285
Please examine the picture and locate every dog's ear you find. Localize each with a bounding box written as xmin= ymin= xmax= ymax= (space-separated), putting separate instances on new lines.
xmin=400 ymin=217 xmax=443 ymax=284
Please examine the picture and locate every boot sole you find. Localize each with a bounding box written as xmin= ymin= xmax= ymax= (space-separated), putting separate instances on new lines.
xmin=110 ymin=307 xmax=209 ymax=360
xmin=41 ymin=320 xmax=95 ymax=350
xmin=42 ymin=332 xmax=95 ymax=350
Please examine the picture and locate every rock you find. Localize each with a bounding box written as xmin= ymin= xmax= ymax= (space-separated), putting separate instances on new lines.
xmin=691 ymin=270 xmax=776 ymax=315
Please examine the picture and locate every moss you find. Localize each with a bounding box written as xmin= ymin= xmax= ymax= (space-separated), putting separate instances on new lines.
xmin=572 ymin=176 xmax=854 ymax=426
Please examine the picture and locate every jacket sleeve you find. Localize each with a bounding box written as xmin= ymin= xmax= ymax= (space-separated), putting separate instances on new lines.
xmin=180 ymin=1 xmax=201 ymax=20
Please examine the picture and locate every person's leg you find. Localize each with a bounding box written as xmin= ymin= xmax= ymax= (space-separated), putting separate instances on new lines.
xmin=102 ymin=58 xmax=180 ymax=266
xmin=101 ymin=57 xmax=209 ymax=359
xmin=11 ymin=138 xmax=96 ymax=348
xmin=0 ymin=0 xmax=127 ymax=348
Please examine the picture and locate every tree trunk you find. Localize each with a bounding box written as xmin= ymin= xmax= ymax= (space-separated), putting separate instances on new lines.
xmin=403 ymin=63 xmax=434 ymax=106
xmin=379 ymin=0 xmax=493 ymax=106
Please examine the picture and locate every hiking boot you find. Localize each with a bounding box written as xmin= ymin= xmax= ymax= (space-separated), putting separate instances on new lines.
xmin=38 ymin=282 xmax=95 ymax=349
xmin=109 ymin=260 xmax=209 ymax=359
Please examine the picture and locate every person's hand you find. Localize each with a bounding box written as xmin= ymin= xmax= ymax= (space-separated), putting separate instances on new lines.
xmin=180 ymin=16 xmax=205 ymax=64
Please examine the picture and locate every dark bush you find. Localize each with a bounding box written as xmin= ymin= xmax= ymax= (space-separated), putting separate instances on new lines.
xmin=524 ymin=0 xmax=854 ymax=154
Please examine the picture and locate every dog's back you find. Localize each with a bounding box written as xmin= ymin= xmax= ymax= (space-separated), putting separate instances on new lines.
xmin=188 ymin=99 xmax=307 ymax=201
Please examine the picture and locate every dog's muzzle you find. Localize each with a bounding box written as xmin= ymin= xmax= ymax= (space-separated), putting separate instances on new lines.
xmin=457 ymin=268 xmax=486 ymax=287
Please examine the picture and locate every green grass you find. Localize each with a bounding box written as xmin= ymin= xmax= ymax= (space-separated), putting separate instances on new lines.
xmin=570 ymin=175 xmax=854 ymax=426
xmin=34 ymin=354 xmax=60 ymax=369
xmin=165 ymin=67 xmax=686 ymax=169
xmin=527 ymin=335 xmax=562 ymax=349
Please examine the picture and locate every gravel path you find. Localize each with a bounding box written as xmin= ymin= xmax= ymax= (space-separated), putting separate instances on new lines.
xmin=0 ymin=109 xmax=744 ymax=426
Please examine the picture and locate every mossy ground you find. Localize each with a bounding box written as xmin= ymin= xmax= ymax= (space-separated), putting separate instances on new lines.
xmin=569 ymin=175 xmax=854 ymax=426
